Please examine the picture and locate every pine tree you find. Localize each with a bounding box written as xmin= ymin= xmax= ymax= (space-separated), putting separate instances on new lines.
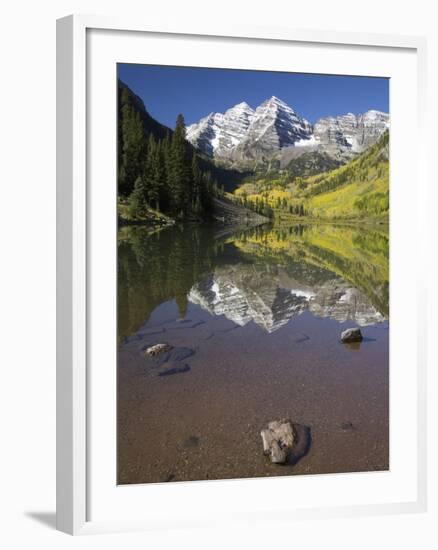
xmin=144 ymin=134 xmax=162 ymax=211
xmin=160 ymin=132 xmax=172 ymax=212
xmin=154 ymin=140 xmax=167 ymax=211
xmin=168 ymin=114 xmax=191 ymax=216
xmin=128 ymin=176 xmax=147 ymax=218
xmin=191 ymin=153 xmax=202 ymax=214
xmin=119 ymin=96 xmax=146 ymax=196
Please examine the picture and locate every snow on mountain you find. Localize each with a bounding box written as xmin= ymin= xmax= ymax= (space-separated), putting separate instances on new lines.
xmin=294 ymin=135 xmax=319 ymax=148
xmin=313 ymin=110 xmax=390 ymax=152
xmin=186 ymin=102 xmax=255 ymax=157
xmin=235 ymin=96 xmax=313 ymax=155
xmin=186 ymin=97 xmax=389 ymax=161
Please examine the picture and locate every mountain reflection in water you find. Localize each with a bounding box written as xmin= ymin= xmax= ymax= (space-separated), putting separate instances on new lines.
xmin=118 ymin=222 xmax=388 ymax=341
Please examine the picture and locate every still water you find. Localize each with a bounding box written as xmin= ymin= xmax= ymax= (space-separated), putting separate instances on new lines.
xmin=117 ymin=222 xmax=389 ymax=484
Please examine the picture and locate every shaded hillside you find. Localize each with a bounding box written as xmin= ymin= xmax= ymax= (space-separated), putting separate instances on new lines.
xmin=281 ymin=149 xmax=343 ymax=178
xmin=212 ymin=196 xmax=269 ymax=226
xmin=118 ymin=80 xmax=170 ymax=143
xmin=213 ymin=147 xmax=344 ymax=183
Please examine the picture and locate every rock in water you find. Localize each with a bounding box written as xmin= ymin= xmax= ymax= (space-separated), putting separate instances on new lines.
xmin=261 ymin=419 xmax=296 ymax=464
xmin=145 ymin=343 xmax=172 ymax=357
xmin=341 ymin=328 xmax=363 ymax=343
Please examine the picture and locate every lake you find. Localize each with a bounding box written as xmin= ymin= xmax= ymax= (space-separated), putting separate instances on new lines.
xmin=117 ymin=222 xmax=389 ymax=484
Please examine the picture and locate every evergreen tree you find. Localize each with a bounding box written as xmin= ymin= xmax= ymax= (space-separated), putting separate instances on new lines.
xmin=144 ymin=134 xmax=164 ymax=211
xmin=119 ymin=93 xmax=146 ymax=196
xmin=168 ymin=114 xmax=191 ymax=216
xmin=154 ymin=139 xmax=167 ymax=211
xmin=128 ymin=176 xmax=147 ymax=218
xmin=191 ymin=153 xmax=202 ymax=214
xmin=160 ymin=132 xmax=172 ymax=211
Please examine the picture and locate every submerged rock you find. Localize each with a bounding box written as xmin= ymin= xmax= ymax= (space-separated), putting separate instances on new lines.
xmin=261 ymin=419 xmax=296 ymax=464
xmin=145 ymin=343 xmax=173 ymax=357
xmin=341 ymin=327 xmax=363 ymax=343
xmin=143 ymin=345 xmax=195 ymax=376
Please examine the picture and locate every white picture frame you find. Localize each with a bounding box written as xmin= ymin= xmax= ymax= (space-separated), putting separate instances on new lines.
xmin=56 ymin=14 xmax=428 ymax=535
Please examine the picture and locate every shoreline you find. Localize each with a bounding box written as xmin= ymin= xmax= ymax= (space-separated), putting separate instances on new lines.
xmin=117 ymin=216 xmax=389 ymax=231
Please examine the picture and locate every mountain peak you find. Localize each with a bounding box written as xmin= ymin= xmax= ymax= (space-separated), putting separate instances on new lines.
xmin=314 ymin=110 xmax=389 ymax=152
xmin=233 ymin=101 xmax=253 ymax=110
xmin=362 ymin=109 xmax=389 ymax=120
xmin=226 ymin=101 xmax=255 ymax=116
xmin=263 ymin=95 xmax=290 ymax=108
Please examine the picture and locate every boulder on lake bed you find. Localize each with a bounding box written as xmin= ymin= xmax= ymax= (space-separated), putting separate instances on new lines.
xmin=144 ymin=343 xmax=173 ymax=357
xmin=261 ymin=419 xmax=296 ymax=464
xmin=341 ymin=328 xmax=363 ymax=343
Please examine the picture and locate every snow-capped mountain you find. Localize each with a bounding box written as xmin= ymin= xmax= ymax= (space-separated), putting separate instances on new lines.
xmin=186 ymin=102 xmax=256 ymax=158
xmin=232 ymin=96 xmax=313 ymax=160
xmin=186 ymin=96 xmax=389 ymax=161
xmin=187 ymin=96 xmax=312 ymax=161
xmin=313 ymin=110 xmax=390 ymax=152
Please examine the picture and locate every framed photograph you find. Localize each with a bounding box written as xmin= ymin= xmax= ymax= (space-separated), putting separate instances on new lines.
xmin=57 ymin=15 xmax=428 ymax=535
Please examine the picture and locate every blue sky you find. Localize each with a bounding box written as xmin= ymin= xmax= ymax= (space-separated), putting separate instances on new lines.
xmin=118 ymin=64 xmax=389 ymax=129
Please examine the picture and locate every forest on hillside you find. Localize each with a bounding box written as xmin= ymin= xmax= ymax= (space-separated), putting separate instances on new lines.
xmin=118 ymin=82 xmax=224 ymax=221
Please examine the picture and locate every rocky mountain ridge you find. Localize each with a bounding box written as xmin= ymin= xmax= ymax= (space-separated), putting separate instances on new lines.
xmin=186 ymin=96 xmax=389 ymax=163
